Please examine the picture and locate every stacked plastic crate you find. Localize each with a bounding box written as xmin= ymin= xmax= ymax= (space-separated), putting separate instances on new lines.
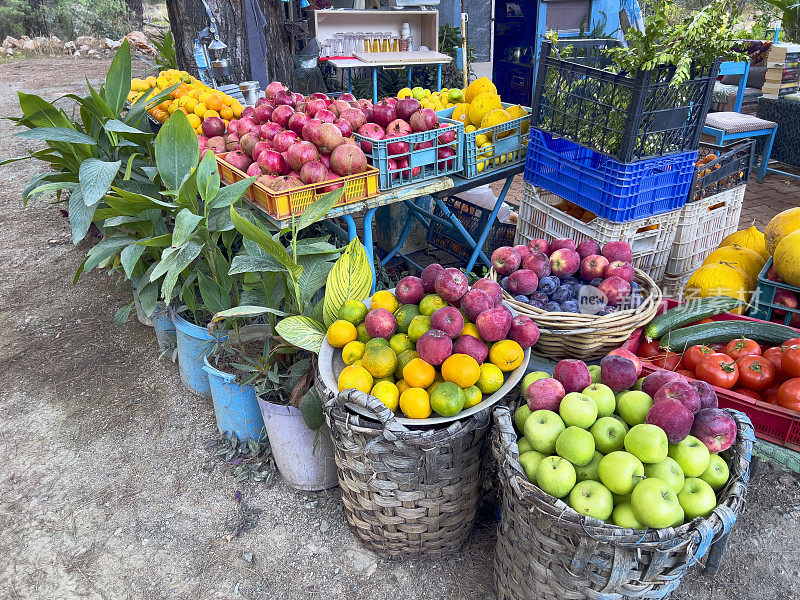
xmin=519 ymin=40 xmax=720 ymax=286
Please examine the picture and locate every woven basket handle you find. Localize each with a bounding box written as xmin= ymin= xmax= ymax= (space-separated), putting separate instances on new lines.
xmin=492 ymin=406 xmax=529 ymax=483
xmin=335 ymin=388 xmax=398 ymax=426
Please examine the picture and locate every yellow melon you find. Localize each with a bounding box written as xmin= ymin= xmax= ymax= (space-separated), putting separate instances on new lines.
xmin=765 ymin=207 xmax=800 ymax=255
xmin=450 ymin=103 xmax=470 ymax=125
xmin=719 ymin=226 xmax=769 ymax=261
xmin=464 ymin=76 xmax=497 ymax=104
xmin=702 ymin=244 xmax=766 ymax=283
xmin=685 ymin=262 xmax=754 ymax=313
xmin=481 ymin=108 xmax=512 ymax=138
xmin=773 ymin=229 xmax=800 ymax=286
xmin=468 ymin=92 xmax=502 ymax=128
xmin=505 ymin=104 xmax=529 ymax=132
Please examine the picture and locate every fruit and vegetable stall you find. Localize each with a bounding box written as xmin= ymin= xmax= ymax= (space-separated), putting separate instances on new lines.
xmin=9 ymin=4 xmax=800 ymax=597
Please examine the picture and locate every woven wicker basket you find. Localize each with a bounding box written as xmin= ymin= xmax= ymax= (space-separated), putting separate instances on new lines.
xmin=319 ymin=382 xmax=492 ymax=558
xmin=490 ymin=268 xmax=662 ymax=360
xmin=491 ymin=405 xmax=754 ymax=600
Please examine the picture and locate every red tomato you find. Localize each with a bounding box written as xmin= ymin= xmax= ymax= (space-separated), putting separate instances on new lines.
xmin=763 ymin=346 xmax=786 ymax=375
xmin=712 ymin=343 xmax=727 ymax=353
xmin=782 ymin=345 xmax=800 ymax=378
xmin=783 ymin=337 xmax=800 ymax=348
xmin=683 ymin=345 xmax=715 ymax=371
xmin=724 ymin=337 xmax=762 ymax=360
xmin=736 ymin=355 xmax=776 ymax=391
xmin=696 ymin=353 xmax=739 ymax=389
xmin=688 ymin=317 xmax=715 ymax=326
xmin=762 ymin=383 xmax=782 ymax=404
xmin=777 ymin=378 xmax=800 ymax=412
xmin=649 ymin=352 xmax=685 ymax=371
xmin=637 ymin=339 xmax=663 ymax=359
xmin=677 ymin=369 xmax=695 ymax=378
xmin=733 ymin=387 xmax=763 ymax=401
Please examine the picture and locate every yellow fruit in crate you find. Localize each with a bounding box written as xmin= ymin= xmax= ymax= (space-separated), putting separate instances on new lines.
xmin=461 ymin=323 xmax=481 ymax=339
xmin=145 ymin=76 xmax=157 ymax=87
xmin=441 ymin=353 xmax=480 ymax=388
xmin=773 ymin=229 xmax=800 ymax=286
xmin=489 ymin=340 xmax=524 ymax=372
xmin=362 ymin=344 xmax=398 ymax=378
xmin=465 ymin=124 xmax=477 ymax=133
xmin=477 ymin=363 xmax=504 ymax=394
xmin=463 ymin=385 xmax=483 ymax=408
xmin=423 ymin=89 xmax=431 ymax=98
xmin=194 ymin=103 xmax=207 ymax=118
xmin=156 ymin=75 xmax=170 ymax=89
xmin=399 ymin=388 xmax=431 ymax=419
xmin=342 ymin=340 xmax=366 ymax=365
xmin=204 ymin=109 xmax=220 ymax=120
xmin=475 ymin=133 xmax=489 ymax=146
xmin=684 ymin=263 xmax=753 ymax=313
xmin=765 ymin=207 xmax=800 ymax=255
xmin=702 ymin=244 xmax=766 ymax=282
xmin=403 ymin=357 xmax=437 ymax=389
xmin=187 ymin=113 xmax=202 ymax=129
xmin=338 ymin=365 xmax=373 ymax=394
xmin=469 ymin=93 xmax=502 ymax=127
xmin=450 ymin=103 xmax=470 ymax=125
xmin=220 ymin=106 xmax=233 ymax=120
xmin=505 ymin=104 xmax=529 ymax=132
xmin=719 ymin=226 xmax=769 ymax=261
xmin=448 ymin=88 xmax=464 ymax=103
xmin=397 ymin=87 xmax=412 ymax=98
xmin=327 ymin=319 xmax=357 ymax=348
xmin=370 ymin=290 xmax=400 ymax=313
xmin=465 ymin=76 xmax=497 ymax=103
xmin=371 ymin=381 xmax=400 ymax=411
xmin=481 ymin=108 xmax=512 ymax=138
xmin=411 ymin=86 xmax=425 ymax=100
xmin=232 ymin=102 xmax=244 ymax=118
xmin=430 ymin=382 xmax=466 ymax=417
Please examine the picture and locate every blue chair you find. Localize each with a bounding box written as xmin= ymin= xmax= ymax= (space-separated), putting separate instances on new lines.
xmin=703 ymin=60 xmax=778 ymax=182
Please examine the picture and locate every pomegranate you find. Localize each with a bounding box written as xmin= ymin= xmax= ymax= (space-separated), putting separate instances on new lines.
xmin=385 ymin=133 xmax=410 ymax=156
xmin=302 ymin=118 xmax=323 ymax=143
xmin=330 ymin=144 xmax=368 ymax=176
xmin=246 ymin=162 xmax=262 ymax=177
xmin=339 ymin=92 xmax=357 ymax=102
xmin=356 ymin=123 xmax=385 ymax=154
xmin=319 ymin=154 xmax=331 ymax=170
xmin=357 ymin=98 xmax=373 ymax=111
xmin=339 ymin=108 xmax=366 ymax=131
xmin=396 ymin=97 xmax=421 ymax=121
xmin=224 ymin=133 xmax=239 ymax=152
xmin=264 ymin=81 xmax=288 ymax=99
xmin=273 ymin=130 xmax=299 ymax=153
xmin=288 ymin=112 xmax=311 ymax=136
xmin=236 ymin=117 xmax=255 ymax=136
xmin=437 ymin=125 xmax=456 ymax=144
xmin=251 ymin=140 xmax=272 ymax=162
xmin=253 ymin=104 xmax=273 ymax=124
xmin=386 ymin=119 xmax=412 ymax=136
xmin=372 ymin=103 xmax=396 ymax=128
xmin=239 ymin=132 xmax=260 ymax=157
xmin=260 ymin=122 xmax=283 ymax=141
xmin=197 ymin=135 xmax=208 ymax=148
xmin=226 ymin=150 xmax=252 ymax=172
xmin=275 ymin=89 xmax=296 ymax=107
xmin=409 ymin=111 xmax=429 ymax=133
xmin=383 ymin=97 xmax=398 ymax=107
xmin=255 ymin=97 xmax=268 ymax=107
xmin=299 ymin=160 xmax=330 ymax=184
xmin=305 ymin=97 xmax=327 ymax=117
xmin=241 ymin=106 xmax=255 ymax=120
xmin=285 ymin=141 xmax=320 ymax=172
xmin=321 ymin=172 xmax=345 ymax=193
xmin=309 ymin=92 xmax=329 ymax=102
xmin=256 ymin=174 xmax=276 ymax=188
xmin=437 ymin=146 xmax=457 ymax=170
xmin=201 ymin=116 xmax=225 ymax=138
xmin=415 ymin=140 xmax=433 ymax=150
xmin=395 ymin=156 xmax=411 ymax=179
xmin=313 ymin=122 xmax=344 ymax=154
xmin=268 ymin=175 xmax=304 ymax=192
xmin=330 ymin=99 xmax=351 ymax=117
xmin=271 ymin=105 xmax=295 ymax=128
xmin=258 ymin=149 xmax=286 ymax=176
xmin=295 ymin=102 xmax=306 ymax=113
xmin=334 ymin=118 xmax=353 ymax=138
xmin=292 ymin=92 xmax=305 ymax=105
xmin=316 ymin=109 xmax=336 ymax=124
xmin=206 ymin=136 xmax=226 ymax=153
xmin=387 ymin=157 xmax=398 ymax=179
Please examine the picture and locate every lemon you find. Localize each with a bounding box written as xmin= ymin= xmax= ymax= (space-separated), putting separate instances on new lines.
xmin=505 ymin=104 xmax=529 ymax=132
xmin=397 ymin=87 xmax=413 ymax=98
xmin=463 ymin=385 xmax=483 ymax=408
xmin=338 ymin=365 xmax=373 ymax=394
xmin=399 ymin=388 xmax=431 ymax=419
xmin=407 ymin=315 xmax=431 ymax=342
xmin=370 ymin=290 xmax=400 ymax=313
xmin=327 ymin=319 xmax=357 ymax=348
xmin=342 ymin=340 xmax=366 ymax=365
xmin=469 ymin=92 xmax=502 ymax=128
xmin=475 ymin=133 xmax=489 ymax=146
xmin=481 ymin=108 xmax=512 ymax=138
xmin=371 ymin=381 xmax=400 ymax=411
xmin=465 ymin=124 xmax=477 ymax=133
xmin=477 ymin=363 xmax=504 ymax=394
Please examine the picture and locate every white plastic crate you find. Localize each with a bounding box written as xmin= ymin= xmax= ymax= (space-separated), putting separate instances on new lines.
xmin=516 ymin=183 xmax=680 ymax=283
xmin=660 ymin=273 xmax=691 ymax=302
xmin=664 ymin=185 xmax=746 ymax=277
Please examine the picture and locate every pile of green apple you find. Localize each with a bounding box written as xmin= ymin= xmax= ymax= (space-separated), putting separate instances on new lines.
xmin=513 ymin=360 xmax=733 ymax=530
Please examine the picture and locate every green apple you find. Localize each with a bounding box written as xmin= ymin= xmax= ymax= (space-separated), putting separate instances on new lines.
xmin=582 ymin=383 xmax=615 ymax=417
xmin=699 ymin=454 xmax=730 ymax=491
xmin=624 ymin=424 xmax=668 ymax=464
xmin=633 ymin=377 xmax=645 ymax=391
xmin=514 ymin=404 xmax=532 ymax=433
xmin=518 ymin=437 xmax=534 ymax=454
xmin=587 ymin=364 xmax=602 ymax=384
xmin=519 ymin=450 xmax=546 ymax=483
xmin=668 ymin=435 xmax=711 ymax=477
xmin=678 ymin=477 xmax=717 ymax=520
xmin=643 ymin=457 xmax=685 ymax=493
xmin=612 ymin=492 xmax=631 ymax=505
xmin=612 ymin=502 xmax=646 ymax=529
xmin=555 ymin=426 xmax=596 ymax=466
xmin=558 ymin=392 xmax=598 ymax=429
xmin=569 ymin=480 xmax=613 ymax=520
xmin=536 ymin=455 xmax=576 ymax=498
xmin=407 ymin=314 xmax=431 ymax=342
xmin=590 ymin=416 xmax=627 ymax=454
xmin=616 ymin=391 xmax=653 ymax=426
xmin=598 ymin=451 xmax=644 ymax=495
xmin=575 ymin=451 xmax=603 ymax=482
xmin=524 ymin=409 xmax=566 ymax=454
xmin=520 ymin=371 xmax=550 ymax=396
xmin=631 ymin=478 xmax=684 ymax=529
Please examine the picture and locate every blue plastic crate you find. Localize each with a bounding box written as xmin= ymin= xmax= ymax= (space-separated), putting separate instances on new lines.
xmin=748 ymin=258 xmax=800 ymax=327
xmin=352 ymin=118 xmax=464 ymax=191
xmin=524 ymin=128 xmax=696 ymax=222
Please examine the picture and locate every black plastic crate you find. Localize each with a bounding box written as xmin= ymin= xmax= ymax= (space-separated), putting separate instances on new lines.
xmin=690 ymin=141 xmax=755 ymax=202
xmin=427 ymin=196 xmax=515 ymax=265
xmin=532 ymin=40 xmax=721 ymax=163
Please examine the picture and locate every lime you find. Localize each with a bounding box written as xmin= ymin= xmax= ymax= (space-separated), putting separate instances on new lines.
xmin=342 ymin=340 xmax=366 ymax=365
xmin=419 ymin=294 xmax=447 ymax=316
xmin=395 ymin=304 xmax=421 ymax=334
xmin=389 ymin=333 xmax=413 ymax=355
xmin=362 ymin=344 xmax=398 ymax=379
xmin=412 ymin=86 xmax=425 ymax=100
xmin=356 ymin=323 xmax=371 ymax=344
xmin=463 ymin=385 xmax=483 ymax=408
xmin=339 ymin=300 xmax=368 ymax=325
xmin=448 ymin=88 xmax=464 ymax=103
xmin=430 ymin=382 xmax=466 ymax=417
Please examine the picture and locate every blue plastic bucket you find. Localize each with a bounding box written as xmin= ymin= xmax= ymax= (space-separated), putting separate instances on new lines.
xmin=203 ymin=356 xmax=267 ymax=441
xmin=152 ymin=304 xmax=176 ymax=352
xmin=173 ymin=311 xmax=225 ymax=398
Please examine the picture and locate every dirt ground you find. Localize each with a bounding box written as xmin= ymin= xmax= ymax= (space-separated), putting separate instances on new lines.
xmin=1 ymin=56 xmax=799 ymax=600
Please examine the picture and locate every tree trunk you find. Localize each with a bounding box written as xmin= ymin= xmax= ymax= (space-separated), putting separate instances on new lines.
xmin=165 ymin=0 xmax=294 ymax=87
xmin=126 ymin=0 xmax=144 ymax=29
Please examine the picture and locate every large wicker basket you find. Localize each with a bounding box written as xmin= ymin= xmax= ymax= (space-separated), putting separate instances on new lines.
xmin=491 ymin=405 xmax=754 ymax=600
xmin=490 ymin=268 xmax=662 ymax=360
xmin=319 ymin=384 xmax=491 ymax=558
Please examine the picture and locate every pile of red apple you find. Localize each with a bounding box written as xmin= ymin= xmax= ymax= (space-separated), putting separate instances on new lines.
xmin=514 ymin=348 xmax=738 ymax=529
xmin=766 ymin=263 xmax=800 ymax=326
xmin=491 ymin=238 xmax=642 ymax=315
xmin=199 ymin=82 xmax=370 ymax=193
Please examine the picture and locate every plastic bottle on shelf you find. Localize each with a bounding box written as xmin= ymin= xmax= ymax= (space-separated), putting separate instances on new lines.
xmin=193 ymin=39 xmax=212 ymax=85
xmin=400 ymin=22 xmax=410 ymax=52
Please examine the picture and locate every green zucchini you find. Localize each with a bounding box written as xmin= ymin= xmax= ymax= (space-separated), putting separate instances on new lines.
xmin=659 ymin=321 xmax=799 ymax=352
xmin=644 ymin=297 xmax=745 ymax=340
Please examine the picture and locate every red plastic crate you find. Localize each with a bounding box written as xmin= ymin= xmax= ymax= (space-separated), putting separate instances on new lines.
xmin=636 ymin=299 xmax=800 ymax=451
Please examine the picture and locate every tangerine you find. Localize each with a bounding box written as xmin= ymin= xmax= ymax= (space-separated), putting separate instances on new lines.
xmin=399 ymin=388 xmax=431 ymax=419
xmin=441 ymin=353 xmax=480 ymax=388
xmin=403 ymin=357 xmax=436 ymax=388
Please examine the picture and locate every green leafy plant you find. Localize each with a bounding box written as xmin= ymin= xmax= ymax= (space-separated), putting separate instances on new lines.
xmin=758 ymin=0 xmax=800 ymax=41
xmin=150 ymin=30 xmax=178 ymax=72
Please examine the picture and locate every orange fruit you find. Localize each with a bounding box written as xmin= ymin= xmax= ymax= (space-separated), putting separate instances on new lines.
xmin=327 ymin=319 xmax=357 ymax=348
xmin=371 ymin=381 xmax=400 ymax=411
xmin=232 ymin=102 xmax=243 ymax=118
xmin=338 ymin=365 xmax=373 ymax=394
xmin=370 ymin=290 xmax=400 ymax=313
xmin=222 ymin=94 xmax=236 ymax=106
xmin=477 ymin=363 xmax=504 ymax=394
xmin=219 ymin=106 xmax=233 ymax=120
xmin=403 ymin=357 xmax=436 ymax=389
xmin=204 ymin=109 xmax=220 ymax=120
xmin=441 ymin=353 xmax=480 ymax=388
xmin=489 ymin=340 xmax=524 ymax=372
xmin=394 ymin=350 xmax=419 ymax=379
xmin=158 ymin=100 xmax=171 ymax=112
xmin=399 ymin=388 xmax=431 ymax=419
xmin=361 ymin=344 xmax=398 ymax=378
xmin=194 ymin=103 xmax=207 ymax=118
xmin=205 ymin=94 xmax=223 ymax=111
